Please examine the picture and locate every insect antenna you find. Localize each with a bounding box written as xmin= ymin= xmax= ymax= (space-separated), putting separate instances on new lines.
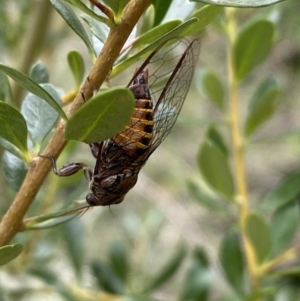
xmin=108 ymin=204 xmax=115 ymax=217
xmin=75 ymin=205 xmax=91 ymax=220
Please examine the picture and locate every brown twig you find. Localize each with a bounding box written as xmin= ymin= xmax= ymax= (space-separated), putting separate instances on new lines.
xmin=0 ymin=0 xmax=151 ymax=246
xmin=89 ymin=0 xmax=115 ymax=24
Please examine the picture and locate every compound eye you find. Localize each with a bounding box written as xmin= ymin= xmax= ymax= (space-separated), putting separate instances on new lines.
xmin=86 ymin=193 xmax=98 ymax=206
xmin=102 ymin=175 xmax=121 ymax=192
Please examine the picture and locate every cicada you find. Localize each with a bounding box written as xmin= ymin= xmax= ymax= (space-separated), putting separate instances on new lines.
xmin=46 ymin=39 xmax=200 ymax=206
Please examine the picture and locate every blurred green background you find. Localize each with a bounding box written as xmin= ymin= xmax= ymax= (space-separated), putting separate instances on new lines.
xmin=1 ymin=0 xmax=300 ymax=300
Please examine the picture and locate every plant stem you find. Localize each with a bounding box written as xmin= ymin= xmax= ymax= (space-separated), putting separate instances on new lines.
xmin=225 ymin=7 xmax=260 ymax=293
xmin=0 ymin=0 xmax=151 ymax=246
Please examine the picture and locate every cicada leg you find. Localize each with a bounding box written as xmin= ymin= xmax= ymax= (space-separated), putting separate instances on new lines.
xmin=39 ymin=154 xmax=93 ymax=182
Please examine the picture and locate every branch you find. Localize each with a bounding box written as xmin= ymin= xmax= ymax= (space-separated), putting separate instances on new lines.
xmin=0 ymin=0 xmax=151 ymax=246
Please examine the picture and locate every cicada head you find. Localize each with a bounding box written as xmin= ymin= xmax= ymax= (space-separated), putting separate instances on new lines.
xmin=86 ymin=172 xmax=138 ymax=206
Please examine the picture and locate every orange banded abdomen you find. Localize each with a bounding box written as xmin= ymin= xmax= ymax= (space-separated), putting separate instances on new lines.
xmin=113 ymin=70 xmax=154 ymax=155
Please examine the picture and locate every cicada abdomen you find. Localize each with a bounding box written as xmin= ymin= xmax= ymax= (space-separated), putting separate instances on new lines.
xmin=112 ymin=38 xmax=200 ymax=159
xmin=112 ymin=69 xmax=155 ymax=155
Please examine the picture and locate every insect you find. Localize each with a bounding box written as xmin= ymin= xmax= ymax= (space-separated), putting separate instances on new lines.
xmin=45 ymin=38 xmax=200 ymax=206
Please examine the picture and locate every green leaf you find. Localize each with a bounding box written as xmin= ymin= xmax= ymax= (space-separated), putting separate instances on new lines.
xmin=198 ymin=139 xmax=234 ymax=199
xmin=30 ymin=267 xmax=83 ymax=301
xmin=108 ymin=241 xmax=130 ymax=282
xmin=21 ymin=84 xmax=61 ymax=147
xmin=111 ymin=19 xmax=198 ymax=77
xmin=131 ymin=20 xmax=182 ymax=48
xmin=103 ymin=0 xmax=129 ymax=20
xmin=190 ymin=0 xmax=285 ymax=7
xmin=270 ymin=201 xmax=299 ymax=257
xmin=0 ymin=138 xmax=25 ymax=161
xmin=181 ymin=5 xmax=223 ymax=36
xmin=198 ymin=69 xmax=225 ymax=111
xmin=270 ymin=267 xmax=300 ymax=279
xmin=82 ymin=15 xmax=110 ymax=45
xmin=0 ymin=70 xmax=12 ymax=102
xmin=0 ymin=101 xmax=29 ymax=161
xmin=67 ymin=51 xmax=85 ymax=88
xmin=50 ymin=0 xmax=96 ymax=59
xmin=233 ymin=20 xmax=275 ymax=81
xmin=29 ymin=61 xmax=49 ymax=83
xmin=179 ymin=248 xmax=211 ymax=301
xmin=65 ymin=87 xmax=135 ymax=143
xmin=61 ymin=220 xmax=85 ymax=277
xmin=145 ymin=245 xmax=186 ymax=292
xmin=0 ymin=244 xmax=23 ymax=266
xmin=245 ymin=212 xmax=271 ymax=264
xmin=91 ymin=261 xmax=124 ymax=294
xmin=0 ymin=63 xmax=67 ymax=120
xmin=244 ymin=78 xmax=281 ymax=137
xmin=66 ymin=0 xmax=113 ymax=27
xmin=261 ymin=171 xmax=300 ymax=211
xmin=207 ymin=126 xmax=228 ymax=156
xmin=219 ymin=229 xmax=245 ymax=296
xmin=187 ymin=180 xmax=226 ymax=211
xmin=151 ymin=0 xmax=172 ymax=26
xmin=2 ymin=151 xmax=28 ymax=191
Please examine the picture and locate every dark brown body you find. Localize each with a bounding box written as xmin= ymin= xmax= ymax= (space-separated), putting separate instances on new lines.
xmin=86 ymin=70 xmax=155 ymax=205
xmin=45 ymin=39 xmax=200 ymax=206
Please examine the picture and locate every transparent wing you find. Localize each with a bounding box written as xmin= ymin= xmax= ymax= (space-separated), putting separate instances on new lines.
xmin=148 ymin=39 xmax=200 ymax=154
xmin=93 ymin=39 xmax=200 ymax=174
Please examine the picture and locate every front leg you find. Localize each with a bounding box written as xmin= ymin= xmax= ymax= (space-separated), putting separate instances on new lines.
xmin=39 ymin=154 xmax=93 ymax=182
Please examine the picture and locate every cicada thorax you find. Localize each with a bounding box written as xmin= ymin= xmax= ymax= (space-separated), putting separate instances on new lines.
xmin=112 ymin=69 xmax=155 ymax=156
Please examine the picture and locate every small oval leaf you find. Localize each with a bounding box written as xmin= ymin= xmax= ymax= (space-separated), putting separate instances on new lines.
xmin=198 ymin=139 xmax=234 ymax=199
xmin=145 ymin=245 xmax=186 ymax=292
xmin=198 ymin=69 xmax=225 ymax=111
xmin=132 ymin=20 xmax=182 ymax=48
xmin=244 ymin=77 xmax=281 ymax=137
xmin=233 ymin=19 xmax=275 ymax=81
xmin=91 ymin=261 xmax=124 ymax=294
xmin=2 ymin=151 xmax=28 ymax=191
xmin=50 ymin=0 xmax=96 ymax=58
xmin=219 ymin=229 xmax=245 ymax=296
xmin=207 ymin=126 xmax=228 ymax=156
xmin=181 ymin=5 xmax=223 ymax=36
xmin=67 ymin=51 xmax=85 ymax=88
xmin=152 ymin=0 xmax=173 ymax=26
xmin=0 ymin=244 xmax=23 ymax=266
xmin=29 ymin=61 xmax=50 ymax=83
xmin=187 ymin=180 xmax=226 ymax=211
xmin=61 ymin=220 xmax=85 ymax=276
xmin=179 ymin=248 xmax=211 ymax=301
xmin=82 ymin=15 xmax=110 ymax=46
xmin=21 ymin=84 xmax=61 ymax=147
xmin=245 ymin=212 xmax=271 ymax=264
xmin=0 ymin=63 xmax=67 ymax=120
xmin=65 ymin=87 xmax=135 ymax=143
xmin=108 ymin=241 xmax=130 ymax=283
xmin=270 ymin=201 xmax=299 ymax=257
xmin=0 ymin=71 xmax=12 ymax=102
xmin=261 ymin=171 xmax=300 ymax=211
xmin=0 ymin=101 xmax=29 ymax=159
xmin=0 ymin=138 xmax=25 ymax=161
